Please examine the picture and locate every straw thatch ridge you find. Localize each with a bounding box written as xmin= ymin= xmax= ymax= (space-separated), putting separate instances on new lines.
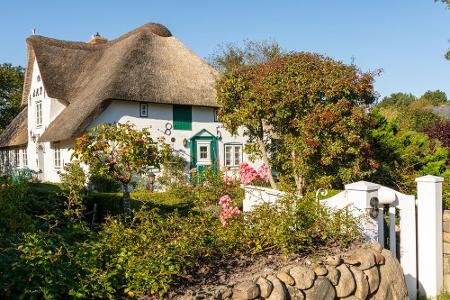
xmin=0 ymin=108 xmax=28 ymax=148
xmin=18 ymin=22 xmax=219 ymax=143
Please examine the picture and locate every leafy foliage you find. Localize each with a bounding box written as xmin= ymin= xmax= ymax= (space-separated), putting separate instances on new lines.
xmin=378 ymin=92 xmax=417 ymax=107
xmin=209 ymin=39 xmax=285 ymax=73
xmin=73 ymin=122 xmax=165 ymax=212
xmin=369 ymin=110 xmax=449 ymax=192
xmin=0 ymin=63 xmax=24 ymax=133
xmin=217 ymin=52 xmax=380 ymax=193
xmin=420 ymin=89 xmax=448 ymax=105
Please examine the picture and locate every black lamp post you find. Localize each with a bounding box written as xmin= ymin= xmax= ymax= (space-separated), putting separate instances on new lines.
xmin=147 ymin=171 xmax=156 ymax=192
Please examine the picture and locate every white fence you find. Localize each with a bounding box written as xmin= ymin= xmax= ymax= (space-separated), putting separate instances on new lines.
xmin=243 ymin=175 xmax=444 ymax=299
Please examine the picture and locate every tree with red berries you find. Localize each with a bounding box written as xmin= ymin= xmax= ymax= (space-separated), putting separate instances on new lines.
xmin=216 ymin=52 xmax=380 ymax=194
xmin=73 ymin=122 xmax=166 ymax=213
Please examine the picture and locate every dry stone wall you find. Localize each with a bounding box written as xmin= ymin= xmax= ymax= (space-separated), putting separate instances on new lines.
xmin=179 ymin=243 xmax=408 ymax=300
xmin=444 ymin=210 xmax=450 ymax=292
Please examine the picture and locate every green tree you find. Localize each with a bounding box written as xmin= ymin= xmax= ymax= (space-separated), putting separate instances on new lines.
xmin=209 ymin=40 xmax=285 ymax=73
xmin=217 ymin=52 xmax=379 ymax=194
xmin=378 ymin=92 xmax=417 ymax=107
xmin=0 ymin=64 xmax=24 ymax=133
xmin=419 ymin=89 xmax=448 ymax=105
xmin=72 ymin=122 xmax=165 ymax=213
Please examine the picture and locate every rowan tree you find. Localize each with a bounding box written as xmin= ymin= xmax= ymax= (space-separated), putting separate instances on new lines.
xmin=216 ymin=52 xmax=380 ymax=194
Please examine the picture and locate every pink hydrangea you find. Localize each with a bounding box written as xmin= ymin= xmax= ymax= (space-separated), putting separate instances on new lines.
xmin=218 ymin=194 xmax=241 ymax=226
xmin=219 ymin=206 xmax=241 ymax=226
xmin=257 ymin=164 xmax=270 ymax=183
xmin=219 ymin=194 xmax=231 ymax=208
xmin=238 ymin=163 xmax=259 ymax=184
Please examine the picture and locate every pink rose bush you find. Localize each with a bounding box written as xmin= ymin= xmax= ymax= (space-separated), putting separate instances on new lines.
xmin=238 ymin=163 xmax=269 ymax=185
xmin=219 ymin=194 xmax=241 ymax=226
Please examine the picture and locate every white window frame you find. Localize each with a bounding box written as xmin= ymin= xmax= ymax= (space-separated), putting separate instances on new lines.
xmin=21 ymin=148 xmax=28 ymax=167
xmin=36 ymin=100 xmax=43 ymax=128
xmin=13 ymin=149 xmax=20 ymax=167
xmin=224 ymin=144 xmax=243 ymax=167
xmin=53 ymin=143 xmax=61 ymax=169
xmin=197 ymin=142 xmax=211 ymax=165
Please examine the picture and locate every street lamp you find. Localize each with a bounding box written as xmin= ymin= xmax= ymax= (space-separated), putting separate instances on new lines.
xmin=147 ymin=170 xmax=156 ymax=192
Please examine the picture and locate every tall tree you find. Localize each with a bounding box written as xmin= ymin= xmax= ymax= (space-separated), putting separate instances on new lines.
xmin=378 ymin=92 xmax=417 ymax=107
xmin=420 ymin=89 xmax=448 ymax=105
xmin=208 ymin=40 xmax=285 ymax=73
xmin=0 ymin=64 xmax=24 ymax=133
xmin=435 ymin=0 xmax=450 ymax=59
xmin=217 ymin=52 xmax=380 ymax=194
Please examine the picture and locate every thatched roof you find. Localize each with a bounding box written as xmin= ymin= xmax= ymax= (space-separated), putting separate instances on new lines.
xmin=20 ymin=23 xmax=219 ymax=143
xmin=0 ymin=108 xmax=28 ymax=148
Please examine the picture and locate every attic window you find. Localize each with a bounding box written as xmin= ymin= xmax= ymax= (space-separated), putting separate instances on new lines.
xmin=140 ymin=103 xmax=148 ymax=117
xmin=37 ymin=75 xmax=41 ymax=82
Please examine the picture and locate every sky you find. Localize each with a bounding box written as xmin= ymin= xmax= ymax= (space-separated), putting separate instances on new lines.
xmin=0 ymin=0 xmax=449 ymax=100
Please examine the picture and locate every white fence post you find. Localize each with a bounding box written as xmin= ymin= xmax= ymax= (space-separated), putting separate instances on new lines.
xmin=344 ymin=181 xmax=380 ymax=242
xmin=416 ymin=175 xmax=444 ymax=298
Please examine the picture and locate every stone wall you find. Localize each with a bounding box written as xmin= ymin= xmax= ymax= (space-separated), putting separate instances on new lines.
xmin=179 ymin=243 xmax=408 ymax=300
xmin=444 ymin=210 xmax=450 ymax=292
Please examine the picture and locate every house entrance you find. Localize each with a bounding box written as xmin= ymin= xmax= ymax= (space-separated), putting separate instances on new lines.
xmin=189 ymin=129 xmax=218 ymax=175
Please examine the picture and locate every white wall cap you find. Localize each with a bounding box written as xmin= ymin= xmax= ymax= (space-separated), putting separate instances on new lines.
xmin=345 ymin=180 xmax=380 ymax=191
xmin=415 ymin=175 xmax=444 ymax=183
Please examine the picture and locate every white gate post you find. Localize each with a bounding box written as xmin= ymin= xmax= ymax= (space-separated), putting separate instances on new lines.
xmin=416 ymin=175 xmax=444 ymax=298
xmin=344 ymin=181 xmax=380 ymax=242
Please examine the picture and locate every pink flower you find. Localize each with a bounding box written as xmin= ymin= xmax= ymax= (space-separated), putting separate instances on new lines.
xmin=238 ymin=163 xmax=259 ymax=184
xmin=219 ymin=194 xmax=231 ymax=208
xmin=257 ymin=164 xmax=270 ymax=183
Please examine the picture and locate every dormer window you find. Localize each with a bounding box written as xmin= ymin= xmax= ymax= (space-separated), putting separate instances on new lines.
xmin=36 ymin=100 xmax=42 ymax=128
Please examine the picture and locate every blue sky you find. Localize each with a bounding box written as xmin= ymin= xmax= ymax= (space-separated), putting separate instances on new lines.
xmin=1 ymin=0 xmax=449 ymax=99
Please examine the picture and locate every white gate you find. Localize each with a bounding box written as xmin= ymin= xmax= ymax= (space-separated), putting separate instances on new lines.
xmin=243 ymin=175 xmax=444 ymax=299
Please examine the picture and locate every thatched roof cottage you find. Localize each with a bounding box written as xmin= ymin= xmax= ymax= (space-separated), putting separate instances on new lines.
xmin=0 ymin=23 xmax=256 ymax=182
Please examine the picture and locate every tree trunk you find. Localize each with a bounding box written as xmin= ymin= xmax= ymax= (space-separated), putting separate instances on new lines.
xmin=122 ymin=183 xmax=131 ymax=214
xmin=257 ymin=138 xmax=277 ymax=189
xmin=291 ymin=151 xmax=304 ymax=196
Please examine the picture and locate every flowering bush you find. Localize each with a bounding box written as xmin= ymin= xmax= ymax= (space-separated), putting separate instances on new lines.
xmin=218 ymin=194 xmax=241 ymax=226
xmin=238 ymin=163 xmax=270 ymax=186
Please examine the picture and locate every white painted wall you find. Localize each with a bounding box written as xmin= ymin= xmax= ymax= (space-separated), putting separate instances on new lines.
xmin=90 ymin=100 xmax=261 ymax=174
xmin=24 ymin=58 xmax=70 ymax=182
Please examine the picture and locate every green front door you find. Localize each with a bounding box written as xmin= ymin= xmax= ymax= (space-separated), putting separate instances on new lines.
xmin=189 ymin=130 xmax=218 ymax=175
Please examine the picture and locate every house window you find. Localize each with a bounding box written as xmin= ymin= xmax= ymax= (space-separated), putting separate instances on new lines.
xmin=14 ymin=149 xmax=20 ymax=167
xmin=21 ymin=148 xmax=28 ymax=166
xmin=139 ymin=103 xmax=148 ymax=117
xmin=53 ymin=143 xmax=61 ymax=169
xmin=36 ymin=100 xmax=43 ymax=127
xmin=224 ymin=144 xmax=243 ymax=167
xmin=173 ymin=105 xmax=192 ymax=130
xmin=197 ymin=142 xmax=211 ymax=164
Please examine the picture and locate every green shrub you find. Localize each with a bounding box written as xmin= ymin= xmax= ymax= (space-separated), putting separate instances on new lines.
xmin=89 ymin=173 xmax=121 ymax=193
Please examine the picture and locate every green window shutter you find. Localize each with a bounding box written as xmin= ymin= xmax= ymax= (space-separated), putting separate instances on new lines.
xmin=173 ymin=105 xmax=192 ymax=130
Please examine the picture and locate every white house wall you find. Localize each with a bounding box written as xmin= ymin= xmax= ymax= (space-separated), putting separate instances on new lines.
xmin=26 ymin=58 xmax=71 ymax=182
xmin=91 ymin=100 xmax=261 ymax=175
